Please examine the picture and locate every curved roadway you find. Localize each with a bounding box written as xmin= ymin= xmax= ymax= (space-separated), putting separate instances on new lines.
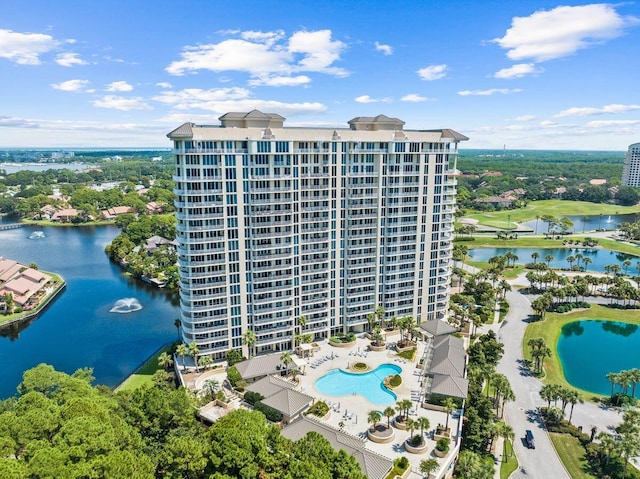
xmin=496 ymin=284 xmax=622 ymax=479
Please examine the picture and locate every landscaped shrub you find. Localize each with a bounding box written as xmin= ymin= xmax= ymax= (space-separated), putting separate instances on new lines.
xmin=389 ymin=375 xmax=402 ymax=387
xmin=385 ymin=457 xmax=410 ymax=479
xmin=226 ymin=365 xmax=242 ymax=388
xmin=244 ymin=391 xmax=263 ymax=406
xmin=409 ymin=434 xmax=424 ymax=447
xmin=254 ymin=401 xmax=282 ymax=422
xmin=353 ymin=362 xmax=367 ymax=371
xmin=307 ymin=401 xmax=329 ymax=417
xmin=436 ymin=437 xmax=450 ymax=453
xmin=330 ymin=332 xmax=356 ymax=343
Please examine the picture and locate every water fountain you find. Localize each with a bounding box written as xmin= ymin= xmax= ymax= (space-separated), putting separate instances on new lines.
xmin=109 ymin=298 xmax=143 ymax=313
xmin=28 ymin=231 xmax=46 ymax=239
xmin=606 ymin=215 xmax=613 ymax=223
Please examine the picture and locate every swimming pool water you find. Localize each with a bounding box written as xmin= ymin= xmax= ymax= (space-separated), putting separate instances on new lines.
xmin=314 ymin=363 xmax=401 ymax=405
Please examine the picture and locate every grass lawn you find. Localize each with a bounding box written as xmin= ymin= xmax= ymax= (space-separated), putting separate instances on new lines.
xmin=22 ymin=218 xmax=116 ymax=227
xmin=523 ymin=304 xmax=640 ymax=402
xmin=116 ymin=344 xmax=172 ymax=392
xmin=548 ymin=432 xmax=597 ymax=479
xmin=499 ymin=440 xmax=519 ymax=479
xmin=464 ymin=200 xmax=640 ymax=229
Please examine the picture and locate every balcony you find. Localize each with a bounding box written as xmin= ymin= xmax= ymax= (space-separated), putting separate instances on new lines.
xmin=177 ymin=245 xmax=225 ymax=256
xmin=174 ymin=187 xmax=224 ymax=196
xmin=175 ymin=199 xmax=223 ymax=208
xmin=179 ymin=257 xmax=226 ymax=267
xmin=253 ymin=283 xmax=293 ymax=294
xmin=175 ymin=211 xmax=224 ymax=221
xmin=252 ymin=252 xmax=293 ymax=262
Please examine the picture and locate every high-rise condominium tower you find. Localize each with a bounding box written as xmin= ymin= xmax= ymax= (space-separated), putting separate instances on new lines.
xmin=622 ymin=143 xmax=640 ymax=187
xmin=168 ymin=111 xmax=467 ymax=360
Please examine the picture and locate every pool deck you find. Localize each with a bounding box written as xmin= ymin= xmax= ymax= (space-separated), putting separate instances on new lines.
xmin=293 ymin=332 xmax=462 ymax=478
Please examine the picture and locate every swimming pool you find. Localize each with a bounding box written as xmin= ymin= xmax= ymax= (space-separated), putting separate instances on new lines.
xmin=314 ymin=363 xmax=401 ymax=406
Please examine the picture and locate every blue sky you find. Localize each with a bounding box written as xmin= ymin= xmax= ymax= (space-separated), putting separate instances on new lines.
xmin=1 ymin=0 xmax=639 ymax=150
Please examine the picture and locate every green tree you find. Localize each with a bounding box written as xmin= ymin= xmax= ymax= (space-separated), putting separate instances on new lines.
xmin=420 ymin=457 xmax=439 ymax=478
xmin=242 ymin=330 xmax=257 ymax=358
xmin=175 ymin=343 xmax=188 ymax=372
xmin=368 ymin=410 xmax=382 ymax=432
xmin=157 ymin=351 xmax=173 ymax=371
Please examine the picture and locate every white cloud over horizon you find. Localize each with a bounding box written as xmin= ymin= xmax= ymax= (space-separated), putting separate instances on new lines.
xmin=401 ymin=94 xmax=429 ymax=102
xmin=93 ymin=95 xmax=153 ymax=111
xmin=374 ymin=41 xmax=393 ymax=55
xmin=417 ymin=64 xmax=447 ymax=81
xmin=555 ymin=103 xmax=640 ymax=118
xmin=494 ymin=63 xmax=540 ymax=79
xmin=0 ymin=29 xmax=60 ymax=65
xmin=51 ymin=79 xmax=90 ymax=92
xmin=458 ymin=88 xmax=522 ymax=96
xmin=166 ymin=29 xmax=348 ymax=83
xmin=493 ymin=4 xmax=640 ymax=63
xmin=106 ymin=81 xmax=134 ymax=92
xmin=354 ymin=95 xmax=391 ymax=103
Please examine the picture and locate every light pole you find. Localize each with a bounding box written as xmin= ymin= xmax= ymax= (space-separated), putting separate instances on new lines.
xmin=507 ymin=214 xmax=511 ymax=230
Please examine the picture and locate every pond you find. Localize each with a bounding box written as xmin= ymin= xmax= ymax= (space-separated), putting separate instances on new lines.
xmin=521 ymin=213 xmax=640 ymax=234
xmin=557 ymin=320 xmax=640 ymax=395
xmin=0 ymin=224 xmax=179 ymax=399
xmin=467 ymin=247 xmax=639 ymax=274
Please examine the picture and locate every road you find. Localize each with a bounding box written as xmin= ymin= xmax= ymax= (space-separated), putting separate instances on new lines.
xmin=496 ymin=289 xmax=570 ymax=479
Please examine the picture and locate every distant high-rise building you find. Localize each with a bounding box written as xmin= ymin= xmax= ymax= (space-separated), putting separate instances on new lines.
xmin=168 ymin=111 xmax=467 ymax=360
xmin=622 ymin=143 xmax=640 ymax=187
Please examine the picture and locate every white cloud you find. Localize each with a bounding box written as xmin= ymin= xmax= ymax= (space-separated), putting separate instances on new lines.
xmin=417 ymin=64 xmax=447 ymax=81
xmin=401 ymin=94 xmax=429 ymax=102
xmin=106 ymin=81 xmax=134 ymax=92
xmin=458 ymin=88 xmax=522 ymax=96
xmin=494 ymin=63 xmax=540 ymax=79
xmin=51 ymin=79 xmax=90 ymax=92
xmin=354 ymin=95 xmax=391 ymax=103
xmin=93 ymin=95 xmax=153 ymax=111
xmin=0 ymin=29 xmax=60 ymax=65
xmin=248 ymin=75 xmax=311 ymax=87
xmin=152 ymin=87 xmax=326 ymax=115
xmin=555 ymin=103 xmax=640 ymax=118
xmin=374 ymin=41 xmax=393 ymax=55
xmin=166 ymin=29 xmax=347 ymax=82
xmin=55 ymin=52 xmax=87 ymax=67
xmin=156 ymin=82 xmax=172 ymax=89
xmin=493 ymin=4 xmax=640 ymax=62
xmin=586 ymin=119 xmax=640 ymax=127
xmin=515 ymin=115 xmax=536 ymax=122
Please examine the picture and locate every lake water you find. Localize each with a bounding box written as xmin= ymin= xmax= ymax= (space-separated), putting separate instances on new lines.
xmin=521 ymin=213 xmax=640 ymax=234
xmin=0 ymin=224 xmax=179 ymax=398
xmin=558 ymin=320 xmax=640 ymax=395
xmin=468 ymin=247 xmax=639 ymax=274
xmin=0 ymin=162 xmax=90 ymax=174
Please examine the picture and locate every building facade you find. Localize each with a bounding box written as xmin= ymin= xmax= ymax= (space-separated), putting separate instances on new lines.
xmin=168 ymin=110 xmax=467 ymax=360
xmin=622 ymin=142 xmax=640 ymax=187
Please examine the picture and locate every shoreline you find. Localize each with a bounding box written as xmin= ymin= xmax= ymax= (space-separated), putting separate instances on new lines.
xmin=0 ymin=272 xmax=66 ymax=329
xmin=114 ymin=342 xmax=174 ymax=392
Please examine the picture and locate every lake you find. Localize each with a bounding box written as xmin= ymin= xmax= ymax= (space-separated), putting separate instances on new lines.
xmin=0 ymin=162 xmax=90 ymax=174
xmin=558 ymin=320 xmax=640 ymax=395
xmin=0 ymin=224 xmax=179 ymax=399
xmin=521 ymin=213 xmax=640 ymax=234
xmin=467 ymin=247 xmax=639 ymax=274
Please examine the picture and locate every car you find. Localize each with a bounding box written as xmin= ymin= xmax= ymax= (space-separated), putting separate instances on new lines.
xmin=525 ymin=429 xmax=535 ymax=449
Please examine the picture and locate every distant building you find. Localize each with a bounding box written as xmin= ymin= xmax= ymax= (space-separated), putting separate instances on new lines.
xmin=589 ymin=179 xmax=607 ymax=186
xmin=622 ymin=143 xmax=640 ymax=187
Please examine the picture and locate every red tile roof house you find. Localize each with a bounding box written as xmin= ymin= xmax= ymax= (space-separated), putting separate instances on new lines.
xmin=101 ymin=206 xmax=137 ymax=220
xmin=0 ymin=266 xmax=51 ymax=310
xmin=51 ymin=208 xmax=80 ymax=222
xmin=145 ymin=201 xmax=164 ymax=214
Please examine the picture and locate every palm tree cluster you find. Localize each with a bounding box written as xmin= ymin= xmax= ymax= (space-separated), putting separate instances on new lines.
xmin=606 ymin=368 xmax=640 ymax=405
xmin=588 ymin=409 xmax=640 ymax=479
xmin=527 ymin=337 xmax=552 ymax=375
xmin=539 ymin=384 xmax=584 ymax=424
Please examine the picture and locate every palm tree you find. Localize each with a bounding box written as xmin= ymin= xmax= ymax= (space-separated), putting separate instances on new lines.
xmin=383 ymin=406 xmax=395 ymax=428
xmin=280 ymin=351 xmax=293 ymax=377
xmin=607 ymin=372 xmax=620 ymax=398
xmin=501 ymin=424 xmax=515 ymax=461
xmin=545 ymin=254 xmax=554 ymax=267
xmin=396 ymin=398 xmax=413 ymax=422
xmin=157 ymin=351 xmax=173 ymax=371
xmin=416 ymin=416 xmax=430 ymax=440
xmin=3 ymin=292 xmax=14 ymax=315
xmin=420 ymin=458 xmax=439 ymax=479
xmin=375 ymin=305 xmax=385 ymax=327
xmin=566 ymin=255 xmax=575 ymax=270
xmin=623 ymin=259 xmax=632 ymax=276
xmin=176 ymin=343 xmax=188 ymax=372
xmin=443 ymin=397 xmax=456 ymax=431
xmin=198 ymin=355 xmax=213 ymax=370
xmin=242 ymin=330 xmax=256 ymax=358
xmin=188 ymin=342 xmax=200 ymax=372
xmin=406 ymin=417 xmax=417 ymax=438
xmin=566 ymin=390 xmax=583 ymax=424
xmin=204 ymin=378 xmax=219 ymax=400
xmin=368 ymin=410 xmax=382 ymax=433
xmin=531 ymin=251 xmax=540 ymax=264
xmin=540 ymin=384 xmax=556 ymax=408
xmin=366 ymin=313 xmax=377 ymax=333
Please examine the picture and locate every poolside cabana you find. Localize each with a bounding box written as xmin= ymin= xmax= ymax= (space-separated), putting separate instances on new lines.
xmin=420 ymin=319 xmax=457 ymax=337
xmin=429 ymin=373 xmax=469 ymax=399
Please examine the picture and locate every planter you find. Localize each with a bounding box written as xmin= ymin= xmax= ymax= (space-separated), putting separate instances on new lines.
xmin=329 ymin=340 xmax=356 ymax=348
xmin=370 ymin=342 xmax=386 ymax=352
xmin=393 ymin=417 xmax=409 ymax=430
xmin=404 ymin=437 xmax=429 ymax=454
xmin=395 ymin=341 xmax=417 ymax=353
xmin=367 ymin=424 xmax=395 ymax=444
xmin=433 ymin=447 xmax=449 ymax=458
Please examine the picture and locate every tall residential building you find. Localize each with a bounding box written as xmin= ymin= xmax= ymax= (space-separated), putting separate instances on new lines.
xmin=168 ymin=110 xmax=467 ymax=360
xmin=622 ymin=143 xmax=640 ymax=187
